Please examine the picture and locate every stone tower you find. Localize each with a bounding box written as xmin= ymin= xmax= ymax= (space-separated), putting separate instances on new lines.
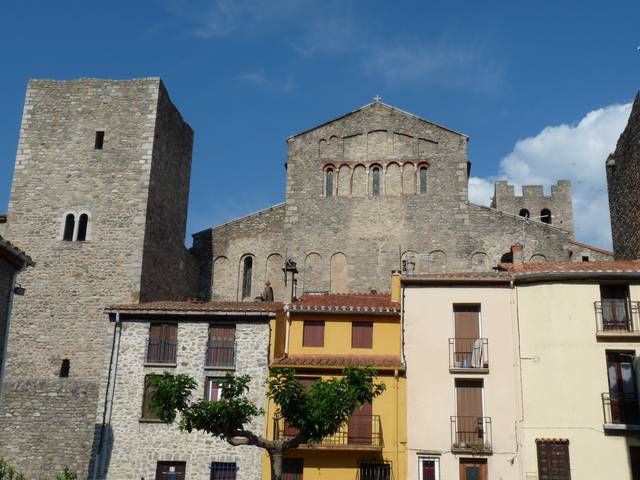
xmin=607 ymin=92 xmax=640 ymax=259
xmin=0 ymin=78 xmax=196 ymax=477
xmin=491 ymin=180 xmax=574 ymax=235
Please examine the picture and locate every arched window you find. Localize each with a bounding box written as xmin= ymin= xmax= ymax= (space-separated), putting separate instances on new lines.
xmin=419 ymin=167 xmax=428 ymax=194
xmin=519 ymin=209 xmax=530 ymax=218
xmin=372 ymin=167 xmax=381 ymax=197
xmin=63 ymin=214 xmax=75 ymax=241
xmin=540 ymin=208 xmax=552 ymax=224
xmin=325 ymin=168 xmax=334 ymax=197
xmin=241 ymin=256 xmax=253 ymax=299
xmin=77 ymin=214 xmax=88 ymax=241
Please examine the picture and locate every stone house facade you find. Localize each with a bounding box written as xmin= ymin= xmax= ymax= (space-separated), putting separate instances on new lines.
xmin=607 ymin=91 xmax=640 ymax=260
xmin=0 ymin=236 xmax=33 ymax=389
xmin=194 ymin=101 xmax=598 ymax=304
xmin=0 ymin=78 xmax=197 ymax=478
xmin=97 ymin=301 xmax=278 ymax=480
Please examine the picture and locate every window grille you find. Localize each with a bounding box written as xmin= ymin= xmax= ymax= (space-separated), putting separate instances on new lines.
xmin=359 ymin=462 xmax=390 ymax=480
xmin=210 ymin=462 xmax=236 ymax=480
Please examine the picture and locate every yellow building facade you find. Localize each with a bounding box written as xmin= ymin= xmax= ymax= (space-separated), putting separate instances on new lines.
xmin=263 ymin=291 xmax=406 ymax=480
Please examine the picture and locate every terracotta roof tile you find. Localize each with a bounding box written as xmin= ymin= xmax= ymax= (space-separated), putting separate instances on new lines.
xmin=106 ymin=300 xmax=282 ymax=314
xmin=498 ymin=260 xmax=640 ymax=275
xmin=271 ymin=354 xmax=404 ymax=370
xmin=401 ymin=271 xmax=510 ymax=284
xmin=288 ymin=293 xmax=399 ymax=314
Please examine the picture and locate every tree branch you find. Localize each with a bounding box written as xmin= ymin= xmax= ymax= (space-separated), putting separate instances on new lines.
xmin=225 ymin=429 xmax=275 ymax=450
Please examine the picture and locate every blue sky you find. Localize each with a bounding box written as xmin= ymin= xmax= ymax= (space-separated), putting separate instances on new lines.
xmin=0 ymin=1 xmax=638 ymax=248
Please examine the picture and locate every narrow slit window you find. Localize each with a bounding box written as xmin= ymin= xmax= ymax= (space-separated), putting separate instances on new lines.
xmin=372 ymin=167 xmax=381 ymax=197
xmin=94 ymin=131 xmax=105 ymax=150
xmin=62 ymin=214 xmax=75 ymax=241
xmin=241 ymin=257 xmax=253 ymax=299
xmin=419 ymin=167 xmax=428 ymax=194
xmin=59 ymin=359 xmax=70 ymax=378
xmin=77 ymin=214 xmax=88 ymax=241
xmin=325 ymin=169 xmax=334 ymax=197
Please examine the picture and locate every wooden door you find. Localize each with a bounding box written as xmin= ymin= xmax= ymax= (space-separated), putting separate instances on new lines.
xmin=348 ymin=401 xmax=372 ymax=445
xmin=155 ymin=461 xmax=186 ymax=480
xmin=536 ymin=440 xmax=570 ymax=480
xmin=454 ymin=305 xmax=480 ymax=368
xmin=459 ymin=459 xmax=487 ymax=480
xmin=455 ymin=380 xmax=483 ymax=447
xmin=283 ymin=458 xmax=303 ymax=480
xmin=421 ymin=460 xmax=436 ymax=480
xmin=607 ymin=351 xmax=638 ymax=423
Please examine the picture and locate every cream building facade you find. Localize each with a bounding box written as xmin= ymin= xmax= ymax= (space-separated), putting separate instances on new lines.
xmin=403 ymin=260 xmax=640 ymax=480
xmin=402 ymin=272 xmax=520 ymax=480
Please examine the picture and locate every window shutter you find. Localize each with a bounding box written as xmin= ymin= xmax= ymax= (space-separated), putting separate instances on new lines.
xmin=352 ymin=322 xmax=373 ymax=348
xmin=283 ymin=459 xmax=304 ymax=480
xmin=142 ymin=375 xmax=159 ymax=420
xmin=208 ymin=325 xmax=236 ymax=367
xmin=302 ymin=321 xmax=324 ymax=347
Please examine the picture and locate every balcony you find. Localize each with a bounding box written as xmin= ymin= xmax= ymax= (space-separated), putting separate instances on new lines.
xmin=451 ymin=416 xmax=492 ymax=454
xmin=595 ymin=300 xmax=640 ymax=338
xmin=274 ymin=415 xmax=382 ymax=450
xmin=449 ymin=338 xmax=489 ymax=373
xmin=145 ymin=339 xmax=176 ymax=365
xmin=205 ymin=343 xmax=236 ymax=369
xmin=602 ymin=392 xmax=640 ymax=431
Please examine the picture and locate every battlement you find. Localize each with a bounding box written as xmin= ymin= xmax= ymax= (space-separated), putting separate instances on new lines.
xmin=491 ymin=180 xmax=574 ymax=235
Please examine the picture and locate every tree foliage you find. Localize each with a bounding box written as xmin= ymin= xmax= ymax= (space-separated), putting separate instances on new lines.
xmin=150 ymin=367 xmax=385 ymax=480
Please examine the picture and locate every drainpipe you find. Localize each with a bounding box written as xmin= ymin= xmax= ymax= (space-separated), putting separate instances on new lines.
xmin=284 ymin=309 xmax=291 ymax=356
xmin=394 ymin=368 xmax=400 ymax=480
xmin=92 ymin=312 xmax=122 ymax=480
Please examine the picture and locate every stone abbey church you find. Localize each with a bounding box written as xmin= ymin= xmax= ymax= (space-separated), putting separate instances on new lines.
xmin=0 ymin=78 xmax=609 ymax=477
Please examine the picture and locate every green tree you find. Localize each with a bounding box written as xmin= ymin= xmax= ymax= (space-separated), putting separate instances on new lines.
xmin=151 ymin=367 xmax=385 ymax=480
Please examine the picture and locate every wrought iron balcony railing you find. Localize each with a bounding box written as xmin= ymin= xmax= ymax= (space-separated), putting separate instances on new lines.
xmin=145 ymin=339 xmax=177 ymax=364
xmin=449 ymin=338 xmax=489 ymax=370
xmin=274 ymin=415 xmax=382 ymax=449
xmin=205 ymin=343 xmax=236 ymax=368
xmin=451 ymin=416 xmax=492 ymax=453
xmin=602 ymin=392 xmax=640 ymax=427
xmin=595 ymin=300 xmax=640 ymax=334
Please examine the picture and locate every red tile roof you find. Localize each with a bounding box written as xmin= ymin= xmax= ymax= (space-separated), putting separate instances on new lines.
xmin=498 ymin=260 xmax=640 ymax=274
xmin=271 ymin=354 xmax=404 ymax=370
xmin=568 ymin=239 xmax=614 ymax=256
xmin=287 ymin=293 xmax=399 ymax=314
xmin=106 ymin=301 xmax=282 ymax=314
xmin=401 ymin=271 xmax=510 ymax=285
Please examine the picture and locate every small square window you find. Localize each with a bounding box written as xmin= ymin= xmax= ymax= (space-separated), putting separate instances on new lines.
xmin=211 ymin=462 xmax=236 ymax=480
xmin=156 ymin=461 xmax=186 ymax=480
xmin=94 ymin=131 xmax=105 ymax=150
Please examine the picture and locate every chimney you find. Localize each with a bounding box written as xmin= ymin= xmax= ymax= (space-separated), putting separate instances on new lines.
xmin=511 ymin=242 xmax=523 ymax=264
xmin=391 ymin=270 xmax=401 ymax=303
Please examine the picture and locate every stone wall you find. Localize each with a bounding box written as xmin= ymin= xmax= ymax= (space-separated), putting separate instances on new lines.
xmin=607 ymin=92 xmax=640 ymax=260
xmin=103 ymin=318 xmax=269 ymax=480
xmin=0 ymin=78 xmax=195 ymax=478
xmin=492 ymin=180 xmax=574 ymax=235
xmin=197 ymin=102 xmax=577 ymax=299
xmin=193 ymin=204 xmax=285 ymax=301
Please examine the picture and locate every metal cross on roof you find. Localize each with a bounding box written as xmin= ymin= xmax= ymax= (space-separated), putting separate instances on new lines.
xmin=373 ymin=94 xmax=382 ymax=102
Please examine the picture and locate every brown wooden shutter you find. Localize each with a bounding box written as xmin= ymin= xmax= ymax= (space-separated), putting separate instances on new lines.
xmin=348 ymin=401 xmax=372 ymax=445
xmin=302 ymin=321 xmax=324 ymax=347
xmin=352 ymin=322 xmax=373 ymax=349
xmin=208 ymin=325 xmax=236 ymax=366
xmin=455 ymin=379 xmax=483 ymax=447
xmin=283 ymin=459 xmax=303 ymax=480
xmin=537 ymin=439 xmax=571 ymax=480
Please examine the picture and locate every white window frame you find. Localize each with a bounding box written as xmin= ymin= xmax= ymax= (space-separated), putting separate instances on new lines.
xmin=205 ymin=377 xmax=224 ymax=402
xmin=418 ymin=456 xmax=440 ymax=480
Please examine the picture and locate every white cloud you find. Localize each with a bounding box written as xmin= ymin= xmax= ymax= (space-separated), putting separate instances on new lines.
xmin=469 ymin=102 xmax=632 ymax=249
